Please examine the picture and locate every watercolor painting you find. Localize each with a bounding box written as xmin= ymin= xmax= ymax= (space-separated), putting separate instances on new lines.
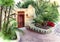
xmin=0 ymin=0 xmax=60 ymax=42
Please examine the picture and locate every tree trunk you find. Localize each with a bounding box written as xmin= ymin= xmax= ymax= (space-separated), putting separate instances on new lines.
xmin=4 ymin=6 xmax=7 ymax=22
xmin=6 ymin=6 xmax=11 ymax=27
xmin=0 ymin=6 xmax=3 ymax=31
xmin=3 ymin=6 xmax=8 ymax=30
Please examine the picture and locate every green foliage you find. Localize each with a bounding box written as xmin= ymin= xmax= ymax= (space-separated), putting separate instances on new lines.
xmin=16 ymin=1 xmax=21 ymax=8
xmin=0 ymin=0 xmax=15 ymax=6
xmin=2 ymin=18 xmax=24 ymax=40
xmin=2 ymin=18 xmax=16 ymax=40
xmin=33 ymin=0 xmax=59 ymax=23
xmin=16 ymin=0 xmax=36 ymax=8
xmin=0 ymin=0 xmax=15 ymax=30
xmin=0 ymin=0 xmax=24 ymax=40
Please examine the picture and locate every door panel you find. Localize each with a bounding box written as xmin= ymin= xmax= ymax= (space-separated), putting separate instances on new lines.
xmin=18 ymin=15 xmax=24 ymax=28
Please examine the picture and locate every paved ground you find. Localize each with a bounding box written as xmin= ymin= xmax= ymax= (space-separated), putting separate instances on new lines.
xmin=20 ymin=24 xmax=60 ymax=42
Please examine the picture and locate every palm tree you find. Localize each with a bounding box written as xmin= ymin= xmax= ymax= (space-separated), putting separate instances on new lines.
xmin=0 ymin=0 xmax=24 ymax=40
xmin=0 ymin=0 xmax=4 ymax=30
xmin=2 ymin=0 xmax=14 ymax=32
xmin=3 ymin=0 xmax=15 ymax=29
xmin=0 ymin=0 xmax=14 ymax=32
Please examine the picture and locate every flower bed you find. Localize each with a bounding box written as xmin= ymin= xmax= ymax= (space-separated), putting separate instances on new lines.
xmin=27 ymin=24 xmax=54 ymax=34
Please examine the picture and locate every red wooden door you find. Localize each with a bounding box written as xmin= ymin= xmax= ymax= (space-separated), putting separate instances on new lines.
xmin=18 ymin=11 xmax=25 ymax=28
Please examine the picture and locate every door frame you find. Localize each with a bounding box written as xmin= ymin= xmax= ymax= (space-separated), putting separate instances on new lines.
xmin=17 ymin=11 xmax=25 ymax=28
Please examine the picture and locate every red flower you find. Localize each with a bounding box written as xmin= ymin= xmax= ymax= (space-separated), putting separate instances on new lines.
xmin=47 ymin=21 xmax=55 ymax=27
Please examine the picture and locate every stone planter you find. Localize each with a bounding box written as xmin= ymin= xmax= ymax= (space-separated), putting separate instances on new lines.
xmin=27 ymin=24 xmax=54 ymax=34
xmin=0 ymin=31 xmax=21 ymax=42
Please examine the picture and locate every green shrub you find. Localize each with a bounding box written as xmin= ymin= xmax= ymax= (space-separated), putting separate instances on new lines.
xmin=33 ymin=0 xmax=59 ymax=28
